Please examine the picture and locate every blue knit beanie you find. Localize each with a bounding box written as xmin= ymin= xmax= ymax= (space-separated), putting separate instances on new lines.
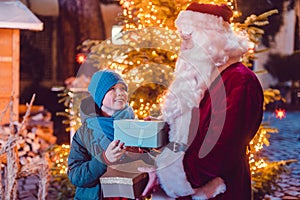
xmin=88 ymin=70 xmax=127 ymax=107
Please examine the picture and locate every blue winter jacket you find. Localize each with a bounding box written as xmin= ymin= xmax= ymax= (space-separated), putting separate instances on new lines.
xmin=67 ymin=96 xmax=135 ymax=200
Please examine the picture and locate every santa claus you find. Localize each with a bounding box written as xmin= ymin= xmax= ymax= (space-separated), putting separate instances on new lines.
xmin=143 ymin=2 xmax=264 ymax=200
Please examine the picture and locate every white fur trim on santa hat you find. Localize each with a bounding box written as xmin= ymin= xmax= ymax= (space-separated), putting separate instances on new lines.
xmin=175 ymin=10 xmax=231 ymax=35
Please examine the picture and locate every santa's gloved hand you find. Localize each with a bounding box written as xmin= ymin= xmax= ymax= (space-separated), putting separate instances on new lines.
xmin=192 ymin=177 xmax=226 ymax=200
xmin=137 ymin=166 xmax=159 ymax=197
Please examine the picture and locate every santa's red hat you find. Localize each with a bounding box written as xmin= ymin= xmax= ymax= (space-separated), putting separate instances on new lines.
xmin=175 ymin=2 xmax=234 ymax=35
xmin=186 ymin=2 xmax=233 ymax=23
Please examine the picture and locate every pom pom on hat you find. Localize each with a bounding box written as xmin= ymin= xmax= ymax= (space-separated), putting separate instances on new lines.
xmin=88 ymin=70 xmax=127 ymax=107
xmin=186 ymin=2 xmax=233 ymax=23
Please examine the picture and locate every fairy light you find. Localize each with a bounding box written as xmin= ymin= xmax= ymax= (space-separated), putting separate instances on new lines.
xmin=76 ymin=53 xmax=86 ymax=64
xmin=248 ymin=42 xmax=256 ymax=54
xmin=120 ymin=0 xmax=236 ymax=31
xmin=49 ymin=144 xmax=71 ymax=175
xmin=275 ymin=108 xmax=286 ymax=119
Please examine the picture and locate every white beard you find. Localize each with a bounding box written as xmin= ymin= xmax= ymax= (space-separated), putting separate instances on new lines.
xmin=161 ymin=45 xmax=217 ymax=143
xmin=156 ymin=45 xmax=219 ymax=197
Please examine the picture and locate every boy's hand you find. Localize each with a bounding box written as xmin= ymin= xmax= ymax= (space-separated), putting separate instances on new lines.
xmin=105 ymin=140 xmax=125 ymax=163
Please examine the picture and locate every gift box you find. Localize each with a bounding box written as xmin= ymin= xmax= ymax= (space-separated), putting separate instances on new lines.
xmin=100 ymin=163 xmax=149 ymax=199
xmin=114 ymin=120 xmax=168 ymax=148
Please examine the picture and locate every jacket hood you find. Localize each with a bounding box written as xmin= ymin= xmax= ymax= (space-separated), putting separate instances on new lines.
xmin=80 ymin=96 xmax=100 ymax=123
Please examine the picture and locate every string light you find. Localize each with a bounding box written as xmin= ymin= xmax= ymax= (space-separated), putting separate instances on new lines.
xmin=76 ymin=53 xmax=86 ymax=64
xmin=119 ymin=0 xmax=236 ymax=31
xmin=275 ymin=108 xmax=286 ymax=119
xmin=49 ymin=144 xmax=70 ymax=175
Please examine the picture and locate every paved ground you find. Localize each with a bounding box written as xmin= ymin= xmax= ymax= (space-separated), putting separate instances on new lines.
xmin=261 ymin=111 xmax=300 ymax=200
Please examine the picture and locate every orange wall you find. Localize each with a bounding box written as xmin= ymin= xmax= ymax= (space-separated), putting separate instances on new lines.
xmin=0 ymin=28 xmax=20 ymax=124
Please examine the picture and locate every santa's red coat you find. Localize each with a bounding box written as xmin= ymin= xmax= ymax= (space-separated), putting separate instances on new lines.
xmin=181 ymin=63 xmax=263 ymax=199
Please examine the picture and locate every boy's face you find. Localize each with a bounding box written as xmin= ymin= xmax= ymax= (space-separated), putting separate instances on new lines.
xmin=101 ymin=83 xmax=128 ymax=115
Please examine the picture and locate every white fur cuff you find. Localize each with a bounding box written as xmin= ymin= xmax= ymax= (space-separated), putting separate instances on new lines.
xmin=156 ymin=148 xmax=194 ymax=198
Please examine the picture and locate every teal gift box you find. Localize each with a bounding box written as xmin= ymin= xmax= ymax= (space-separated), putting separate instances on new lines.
xmin=114 ymin=120 xmax=168 ymax=148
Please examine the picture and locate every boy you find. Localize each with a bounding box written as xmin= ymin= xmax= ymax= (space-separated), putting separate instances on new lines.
xmin=67 ymin=70 xmax=135 ymax=200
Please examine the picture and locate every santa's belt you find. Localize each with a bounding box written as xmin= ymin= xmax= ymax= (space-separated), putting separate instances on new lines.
xmin=166 ymin=142 xmax=188 ymax=152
